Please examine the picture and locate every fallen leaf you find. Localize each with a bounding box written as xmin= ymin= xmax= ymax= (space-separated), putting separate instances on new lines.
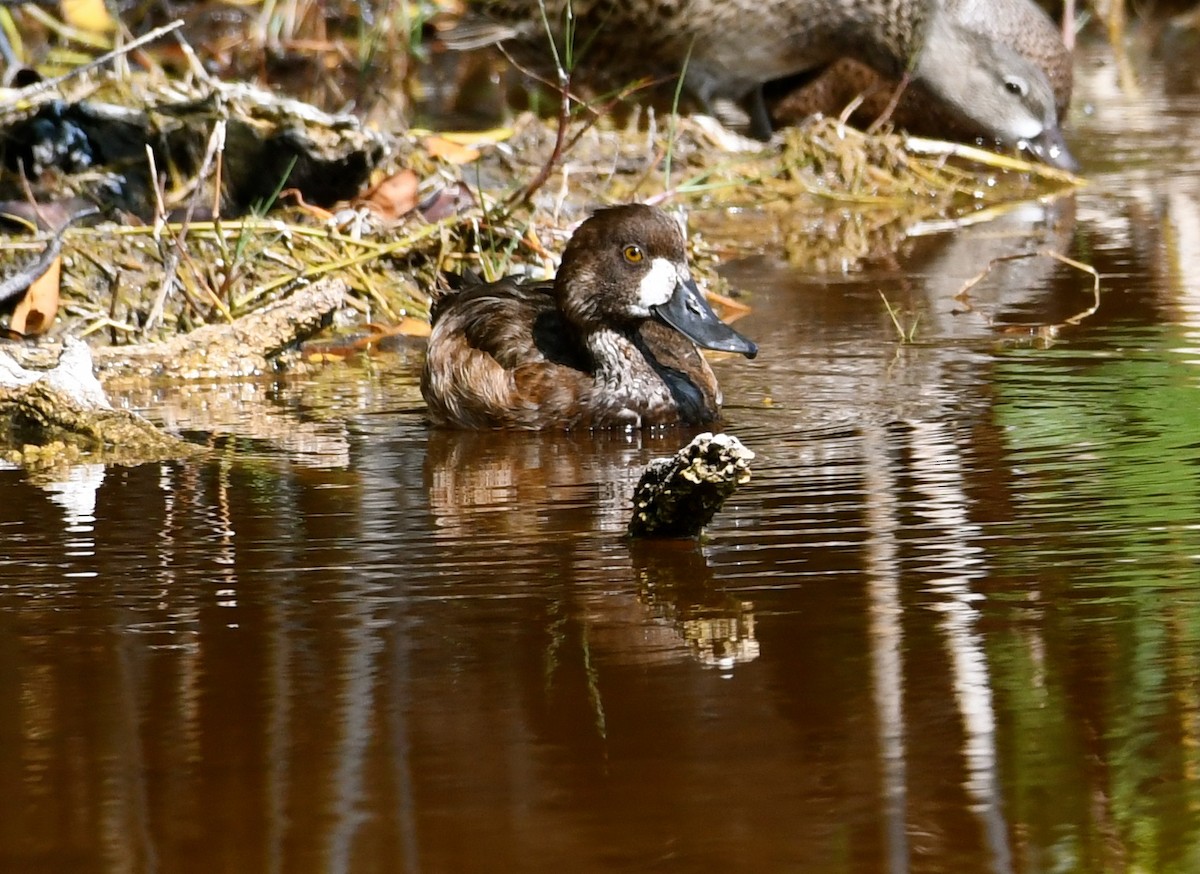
xmin=706 ymin=289 xmax=752 ymax=321
xmin=300 ymin=317 xmax=432 ymax=359
xmin=361 ymin=318 xmax=432 ymax=340
xmin=357 ymin=169 xmax=419 ymax=220
xmin=422 ymin=136 xmax=481 ymax=164
xmin=418 ymin=183 xmax=475 ymax=221
xmin=395 ymin=316 xmax=431 ymax=338
xmin=10 ymin=255 xmax=61 ymax=336
xmin=60 ymin=0 xmax=117 ymax=33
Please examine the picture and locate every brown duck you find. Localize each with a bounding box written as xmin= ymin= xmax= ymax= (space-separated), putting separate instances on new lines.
xmin=421 ymin=204 xmax=757 ymax=430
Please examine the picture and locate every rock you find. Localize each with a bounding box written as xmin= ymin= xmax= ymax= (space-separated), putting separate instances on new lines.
xmin=0 ymin=339 xmax=194 ymax=464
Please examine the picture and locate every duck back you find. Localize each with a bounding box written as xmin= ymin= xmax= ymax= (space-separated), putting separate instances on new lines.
xmin=423 ymin=278 xmax=591 ymax=429
xmin=422 ymin=277 xmax=725 ymax=430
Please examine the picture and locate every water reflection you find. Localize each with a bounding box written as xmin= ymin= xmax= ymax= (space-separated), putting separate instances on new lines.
xmin=628 ymin=539 xmax=760 ymax=669
xmin=422 ymin=427 xmax=762 ymax=670
xmin=1 ymin=330 xmax=1195 ymax=866
xmin=423 ymin=428 xmax=654 ymax=537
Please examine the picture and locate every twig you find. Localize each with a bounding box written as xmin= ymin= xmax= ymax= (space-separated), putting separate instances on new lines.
xmin=1047 ymin=250 xmax=1102 ymax=324
xmin=954 ymin=248 xmax=1102 ymax=327
xmin=145 ymin=119 xmax=227 ymax=332
xmin=8 ymin=20 xmax=185 ymax=102
xmin=518 ymin=67 xmax=574 ymax=205
xmin=866 ymin=71 xmax=911 ymax=135
xmin=903 ymin=136 xmax=1083 ymax=184
xmin=495 ymin=0 xmax=661 ymax=206
xmin=0 ymin=207 xmax=99 ymax=307
xmin=1062 ymin=0 xmax=1076 ymax=51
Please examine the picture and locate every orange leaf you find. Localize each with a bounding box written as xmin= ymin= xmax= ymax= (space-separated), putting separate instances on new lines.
xmin=358 ymin=169 xmax=419 ymax=220
xmin=360 ymin=317 xmax=432 ymax=340
xmin=10 ymin=255 xmax=61 ymax=336
xmin=422 ymin=136 xmax=481 ymax=164
xmin=396 ymin=316 xmax=431 ymax=338
xmin=705 ymin=289 xmax=752 ymax=322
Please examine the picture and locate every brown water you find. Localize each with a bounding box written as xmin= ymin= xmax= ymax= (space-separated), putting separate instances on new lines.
xmin=5 ymin=42 xmax=1200 ymax=874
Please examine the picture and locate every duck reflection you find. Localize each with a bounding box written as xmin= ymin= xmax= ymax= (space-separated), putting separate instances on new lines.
xmin=423 ymin=427 xmax=658 ymax=537
xmin=423 ymin=427 xmax=760 ymax=668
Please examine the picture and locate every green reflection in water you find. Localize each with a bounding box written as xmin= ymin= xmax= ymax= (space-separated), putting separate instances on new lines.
xmin=989 ymin=328 xmax=1200 ymax=874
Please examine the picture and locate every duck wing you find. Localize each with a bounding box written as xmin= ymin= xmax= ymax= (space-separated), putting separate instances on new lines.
xmin=435 ymin=277 xmax=587 ymax=371
xmin=423 ymin=275 xmax=593 ymax=428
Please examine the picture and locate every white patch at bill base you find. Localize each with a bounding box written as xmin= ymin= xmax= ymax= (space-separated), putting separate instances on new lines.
xmin=637 ymin=259 xmax=678 ymax=310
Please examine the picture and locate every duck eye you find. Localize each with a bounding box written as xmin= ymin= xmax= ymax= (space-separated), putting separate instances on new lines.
xmin=1003 ymin=76 xmax=1027 ymax=97
xmin=622 ymin=245 xmax=644 ymax=264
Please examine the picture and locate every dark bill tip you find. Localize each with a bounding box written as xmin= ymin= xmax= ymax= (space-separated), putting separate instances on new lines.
xmin=653 ymin=278 xmax=758 ymax=359
xmin=1021 ymin=125 xmax=1080 ymax=173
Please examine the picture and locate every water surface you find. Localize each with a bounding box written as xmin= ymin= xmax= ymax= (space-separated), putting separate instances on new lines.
xmin=3 ymin=39 xmax=1200 ymax=874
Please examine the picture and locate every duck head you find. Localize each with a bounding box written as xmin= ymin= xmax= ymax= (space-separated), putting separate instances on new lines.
xmin=915 ymin=12 xmax=1078 ymax=172
xmin=557 ymin=205 xmax=758 ymax=358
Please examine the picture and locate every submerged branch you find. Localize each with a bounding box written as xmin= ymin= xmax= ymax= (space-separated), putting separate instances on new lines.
xmin=628 ymin=432 xmax=754 ymax=538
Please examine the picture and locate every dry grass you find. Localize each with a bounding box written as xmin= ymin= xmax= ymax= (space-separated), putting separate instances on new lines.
xmin=0 ymin=3 xmax=1084 ymax=348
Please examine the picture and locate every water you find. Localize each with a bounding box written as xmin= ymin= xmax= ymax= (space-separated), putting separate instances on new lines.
xmin=4 ymin=41 xmax=1200 ymax=874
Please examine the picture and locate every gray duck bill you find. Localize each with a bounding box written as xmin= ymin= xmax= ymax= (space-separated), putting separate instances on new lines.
xmin=1022 ymin=125 xmax=1079 ymax=173
xmin=653 ymin=278 xmax=758 ymax=359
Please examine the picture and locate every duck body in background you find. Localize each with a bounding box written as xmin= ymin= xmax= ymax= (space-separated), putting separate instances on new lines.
xmin=771 ymin=0 xmax=1074 ymax=159
xmin=456 ymin=0 xmax=1077 ymax=169
xmin=421 ymin=204 xmax=758 ymax=431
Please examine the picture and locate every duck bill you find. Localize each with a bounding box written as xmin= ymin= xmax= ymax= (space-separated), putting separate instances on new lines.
xmin=1021 ymin=125 xmax=1079 ymax=173
xmin=653 ymin=278 xmax=758 ymax=359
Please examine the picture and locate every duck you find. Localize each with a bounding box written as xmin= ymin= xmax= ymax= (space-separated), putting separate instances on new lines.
xmin=769 ymin=0 xmax=1074 ymax=164
xmin=420 ymin=204 xmax=758 ymax=430
xmin=453 ymin=0 xmax=1077 ymax=170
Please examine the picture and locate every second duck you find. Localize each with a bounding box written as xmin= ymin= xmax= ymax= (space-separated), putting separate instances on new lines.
xmin=460 ymin=0 xmax=1077 ymax=169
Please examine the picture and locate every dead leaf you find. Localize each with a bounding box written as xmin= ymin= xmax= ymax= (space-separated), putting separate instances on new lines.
xmin=706 ymin=289 xmax=753 ymax=321
xmin=361 ymin=317 xmax=432 ymax=341
xmin=418 ymin=183 xmax=475 ymax=221
xmin=395 ymin=316 xmax=431 ymax=338
xmin=422 ymin=136 xmax=481 ymax=165
xmin=10 ymin=255 xmax=61 ymax=336
xmin=300 ymin=316 xmax=431 ymax=359
xmin=60 ymin=0 xmax=117 ymax=33
xmin=357 ymin=169 xmax=419 ymax=220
